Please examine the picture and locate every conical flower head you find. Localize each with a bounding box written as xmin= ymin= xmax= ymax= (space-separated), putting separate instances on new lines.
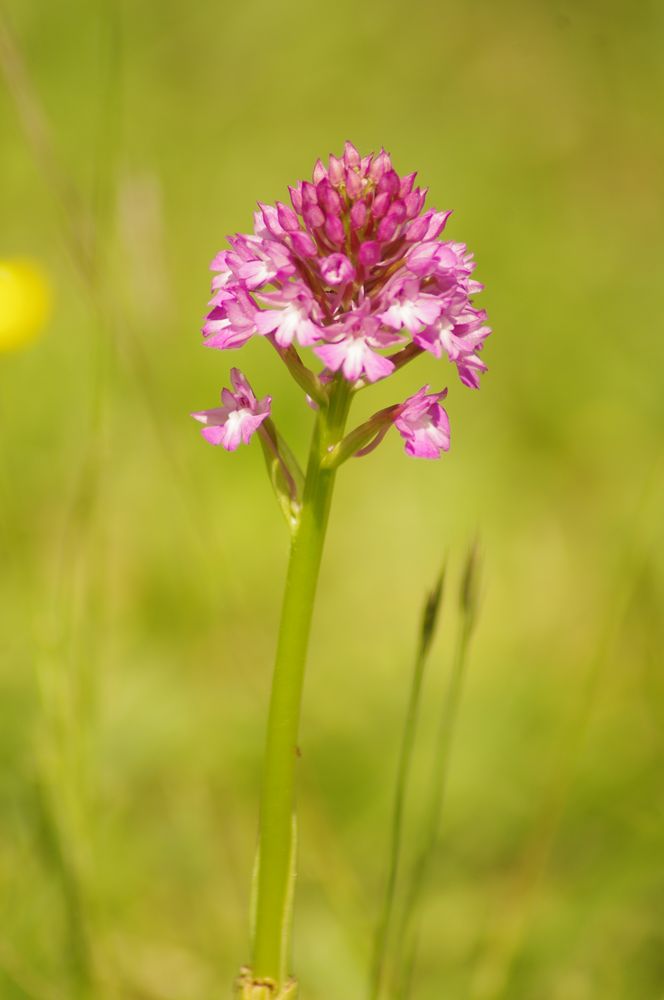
xmin=201 ymin=143 xmax=491 ymax=388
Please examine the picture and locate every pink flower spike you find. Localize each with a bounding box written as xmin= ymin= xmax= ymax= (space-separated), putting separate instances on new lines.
xmin=200 ymin=144 xmax=491 ymax=398
xmin=191 ymin=368 xmax=271 ymax=451
xmin=394 ymin=386 xmax=450 ymax=459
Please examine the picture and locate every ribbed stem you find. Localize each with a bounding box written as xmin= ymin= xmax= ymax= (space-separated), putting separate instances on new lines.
xmin=251 ymin=379 xmax=352 ymax=985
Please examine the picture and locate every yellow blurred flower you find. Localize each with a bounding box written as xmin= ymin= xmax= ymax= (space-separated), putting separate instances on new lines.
xmin=0 ymin=258 xmax=53 ymax=352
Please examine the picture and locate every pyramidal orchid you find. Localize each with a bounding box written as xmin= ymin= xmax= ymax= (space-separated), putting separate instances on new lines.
xmin=192 ymin=143 xmax=491 ymax=998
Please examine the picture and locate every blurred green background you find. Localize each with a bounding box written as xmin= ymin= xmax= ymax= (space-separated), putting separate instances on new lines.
xmin=1 ymin=1 xmax=663 ymax=998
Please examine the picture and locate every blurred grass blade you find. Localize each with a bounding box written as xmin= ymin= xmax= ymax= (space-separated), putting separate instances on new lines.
xmin=465 ymin=551 xmax=650 ymax=1000
xmin=0 ymin=9 xmax=95 ymax=279
xmin=0 ymin=936 xmax=64 ymax=1000
xmin=394 ymin=542 xmax=481 ymax=999
xmin=31 ymin=773 xmax=94 ymax=999
xmin=369 ymin=565 xmax=446 ymax=1000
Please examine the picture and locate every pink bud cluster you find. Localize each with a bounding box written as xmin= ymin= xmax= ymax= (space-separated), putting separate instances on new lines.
xmin=195 ymin=143 xmax=491 ymax=459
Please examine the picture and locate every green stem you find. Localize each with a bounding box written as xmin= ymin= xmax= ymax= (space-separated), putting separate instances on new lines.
xmin=252 ymin=378 xmax=352 ymax=985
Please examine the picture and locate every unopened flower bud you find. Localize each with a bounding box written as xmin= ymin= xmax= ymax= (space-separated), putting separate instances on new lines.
xmin=378 ymin=169 xmax=400 ymax=196
xmin=301 ymin=181 xmax=318 ymax=206
xmin=343 ymin=140 xmax=361 ymax=167
xmin=358 ymin=241 xmax=381 ymax=269
xmin=289 ymin=230 xmax=318 ymax=258
xmin=277 ymin=202 xmax=300 ymax=232
xmin=302 ymin=204 xmax=325 ymax=229
xmin=345 ymin=168 xmax=362 ymax=199
xmin=399 ymin=171 xmax=417 ymax=197
xmin=320 ymin=253 xmax=354 ymax=286
xmin=350 ymin=201 xmax=367 ymax=230
xmin=372 ymin=191 xmax=390 ymax=218
xmin=369 ymin=149 xmax=392 ymax=181
xmin=328 ymin=154 xmax=344 ymax=185
xmin=317 ymin=181 xmax=342 ymax=214
xmin=324 ymin=214 xmax=345 ymax=245
xmin=312 ymin=158 xmax=327 ymax=183
xmin=288 ymin=184 xmax=303 ymax=213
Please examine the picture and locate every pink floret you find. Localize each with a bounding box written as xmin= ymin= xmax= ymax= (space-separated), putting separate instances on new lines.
xmin=191 ymin=368 xmax=271 ymax=451
xmin=314 ymin=307 xmax=402 ymax=383
xmin=394 ymin=386 xmax=451 ymax=459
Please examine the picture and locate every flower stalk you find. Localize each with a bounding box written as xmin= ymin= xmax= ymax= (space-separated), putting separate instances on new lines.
xmin=250 ymin=377 xmax=352 ymax=989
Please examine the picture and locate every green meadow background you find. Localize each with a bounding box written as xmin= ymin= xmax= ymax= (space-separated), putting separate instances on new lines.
xmin=1 ymin=1 xmax=663 ymax=998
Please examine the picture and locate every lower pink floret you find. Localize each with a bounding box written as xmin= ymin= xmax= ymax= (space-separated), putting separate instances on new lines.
xmin=394 ymin=386 xmax=451 ymax=459
xmin=192 ymin=368 xmax=271 ymax=451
